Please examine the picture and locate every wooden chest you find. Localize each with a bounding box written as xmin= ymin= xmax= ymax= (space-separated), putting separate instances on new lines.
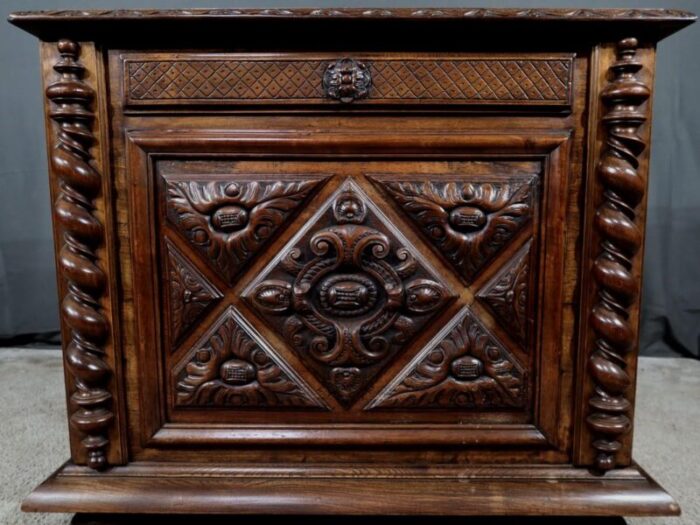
xmin=10 ymin=7 xmax=695 ymax=518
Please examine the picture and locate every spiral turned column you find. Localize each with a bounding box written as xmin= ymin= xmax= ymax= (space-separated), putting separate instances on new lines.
xmin=587 ymin=38 xmax=650 ymax=472
xmin=46 ymin=40 xmax=112 ymax=470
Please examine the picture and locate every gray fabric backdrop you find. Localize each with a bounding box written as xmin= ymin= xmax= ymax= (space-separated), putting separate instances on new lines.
xmin=1 ymin=0 xmax=698 ymax=357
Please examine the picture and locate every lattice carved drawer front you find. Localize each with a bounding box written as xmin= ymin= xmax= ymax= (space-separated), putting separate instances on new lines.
xmin=123 ymin=53 xmax=574 ymax=108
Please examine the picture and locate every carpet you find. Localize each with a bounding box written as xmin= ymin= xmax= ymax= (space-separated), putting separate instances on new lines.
xmin=1 ymin=348 xmax=698 ymax=524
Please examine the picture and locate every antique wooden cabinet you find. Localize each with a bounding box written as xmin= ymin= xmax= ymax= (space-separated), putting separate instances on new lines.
xmin=10 ymin=7 xmax=696 ymax=519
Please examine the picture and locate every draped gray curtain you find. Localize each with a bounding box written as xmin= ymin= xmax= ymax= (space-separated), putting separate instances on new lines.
xmin=1 ymin=0 xmax=698 ymax=357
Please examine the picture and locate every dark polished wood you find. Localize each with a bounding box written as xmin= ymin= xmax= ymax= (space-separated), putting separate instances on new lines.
xmin=9 ymin=6 xmax=694 ymax=518
xmin=71 ymin=515 xmax=629 ymax=525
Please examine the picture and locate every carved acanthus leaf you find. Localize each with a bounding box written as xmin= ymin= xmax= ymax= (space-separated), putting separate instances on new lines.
xmin=371 ymin=177 xmax=536 ymax=283
xmin=165 ymin=240 xmax=222 ymax=350
xmin=367 ymin=307 xmax=526 ymax=410
xmin=477 ymin=240 xmax=532 ymax=347
xmin=243 ymin=181 xmax=456 ymax=407
xmin=166 ymin=177 xmax=326 ymax=284
xmin=175 ymin=308 xmax=327 ymax=409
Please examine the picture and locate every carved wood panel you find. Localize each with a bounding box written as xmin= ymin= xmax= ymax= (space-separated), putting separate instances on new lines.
xmin=174 ymin=307 xmax=328 ymax=409
xmin=477 ymin=240 xmax=532 ymax=347
xmin=371 ymin=176 xmax=537 ymax=283
xmin=164 ymin=240 xmax=222 ymax=350
xmin=124 ymin=56 xmax=573 ymax=107
xmin=243 ymin=180 xmax=457 ymax=406
xmin=165 ymin=177 xmax=327 ymax=285
xmin=368 ymin=307 xmax=526 ymax=410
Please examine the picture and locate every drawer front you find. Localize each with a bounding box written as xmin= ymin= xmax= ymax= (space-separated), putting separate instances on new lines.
xmin=126 ymin=129 xmax=571 ymax=454
xmin=123 ymin=53 xmax=574 ymax=107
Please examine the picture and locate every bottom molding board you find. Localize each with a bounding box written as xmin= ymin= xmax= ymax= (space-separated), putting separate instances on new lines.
xmin=24 ymin=461 xmax=679 ymax=517
xmin=72 ymin=516 xmax=629 ymax=524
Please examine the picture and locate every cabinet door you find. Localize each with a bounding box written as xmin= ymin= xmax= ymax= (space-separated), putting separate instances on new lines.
xmin=126 ymin=129 xmax=571 ymax=461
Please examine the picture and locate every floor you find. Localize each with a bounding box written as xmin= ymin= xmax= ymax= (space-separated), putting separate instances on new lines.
xmin=0 ymin=348 xmax=698 ymax=525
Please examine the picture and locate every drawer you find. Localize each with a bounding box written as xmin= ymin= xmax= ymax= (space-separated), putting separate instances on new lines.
xmin=122 ymin=52 xmax=574 ymax=108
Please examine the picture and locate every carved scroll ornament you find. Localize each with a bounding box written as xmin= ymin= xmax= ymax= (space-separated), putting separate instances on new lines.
xmin=47 ymin=40 xmax=112 ymax=469
xmin=165 ymin=241 xmax=222 ymax=350
xmin=244 ymin=181 xmax=456 ymax=406
xmin=587 ymin=38 xmax=650 ymax=471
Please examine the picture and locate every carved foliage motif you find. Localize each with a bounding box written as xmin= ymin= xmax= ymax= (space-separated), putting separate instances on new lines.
xmin=165 ymin=178 xmax=326 ymax=285
xmin=175 ymin=308 xmax=327 ymax=409
xmin=165 ymin=241 xmax=222 ymax=349
xmin=372 ymin=177 xmax=536 ymax=283
xmin=47 ymin=40 xmax=112 ymax=470
xmin=244 ymin=181 xmax=456 ymax=406
xmin=587 ymin=38 xmax=650 ymax=472
xmin=368 ymin=307 xmax=525 ymax=410
xmin=477 ymin=241 xmax=532 ymax=346
xmin=323 ymin=58 xmax=372 ymax=103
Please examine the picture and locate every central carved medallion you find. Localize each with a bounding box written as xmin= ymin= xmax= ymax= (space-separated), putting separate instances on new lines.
xmin=243 ymin=181 xmax=456 ymax=406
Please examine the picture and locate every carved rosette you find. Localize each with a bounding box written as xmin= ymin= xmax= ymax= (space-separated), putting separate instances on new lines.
xmin=165 ymin=241 xmax=222 ymax=349
xmin=368 ymin=307 xmax=525 ymax=410
xmin=175 ymin=308 xmax=327 ymax=408
xmin=587 ymin=38 xmax=650 ymax=471
xmin=244 ymin=181 xmax=456 ymax=406
xmin=166 ymin=178 xmax=326 ymax=285
xmin=371 ymin=177 xmax=536 ymax=283
xmin=322 ymin=58 xmax=372 ymax=103
xmin=477 ymin=241 xmax=532 ymax=347
xmin=46 ymin=40 xmax=112 ymax=469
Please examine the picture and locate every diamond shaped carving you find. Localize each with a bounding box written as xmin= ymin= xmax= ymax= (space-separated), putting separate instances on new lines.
xmin=174 ymin=307 xmax=328 ymax=409
xmin=165 ymin=240 xmax=223 ymax=350
xmin=367 ymin=307 xmax=526 ymax=410
xmin=477 ymin=240 xmax=532 ymax=347
xmin=243 ymin=180 xmax=457 ymax=407
xmin=370 ymin=176 xmax=537 ymax=283
xmin=165 ymin=176 xmax=327 ymax=285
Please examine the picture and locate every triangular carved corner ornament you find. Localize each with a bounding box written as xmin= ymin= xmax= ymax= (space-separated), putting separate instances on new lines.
xmin=165 ymin=176 xmax=329 ymax=285
xmin=174 ymin=307 xmax=328 ymax=409
xmin=165 ymin=240 xmax=223 ymax=350
xmin=367 ymin=307 xmax=526 ymax=410
xmin=370 ymin=176 xmax=537 ymax=284
xmin=243 ymin=180 xmax=457 ymax=407
xmin=477 ymin=240 xmax=532 ymax=348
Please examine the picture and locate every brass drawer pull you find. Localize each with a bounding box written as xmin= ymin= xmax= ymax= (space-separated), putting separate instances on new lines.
xmin=323 ymin=58 xmax=372 ymax=103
